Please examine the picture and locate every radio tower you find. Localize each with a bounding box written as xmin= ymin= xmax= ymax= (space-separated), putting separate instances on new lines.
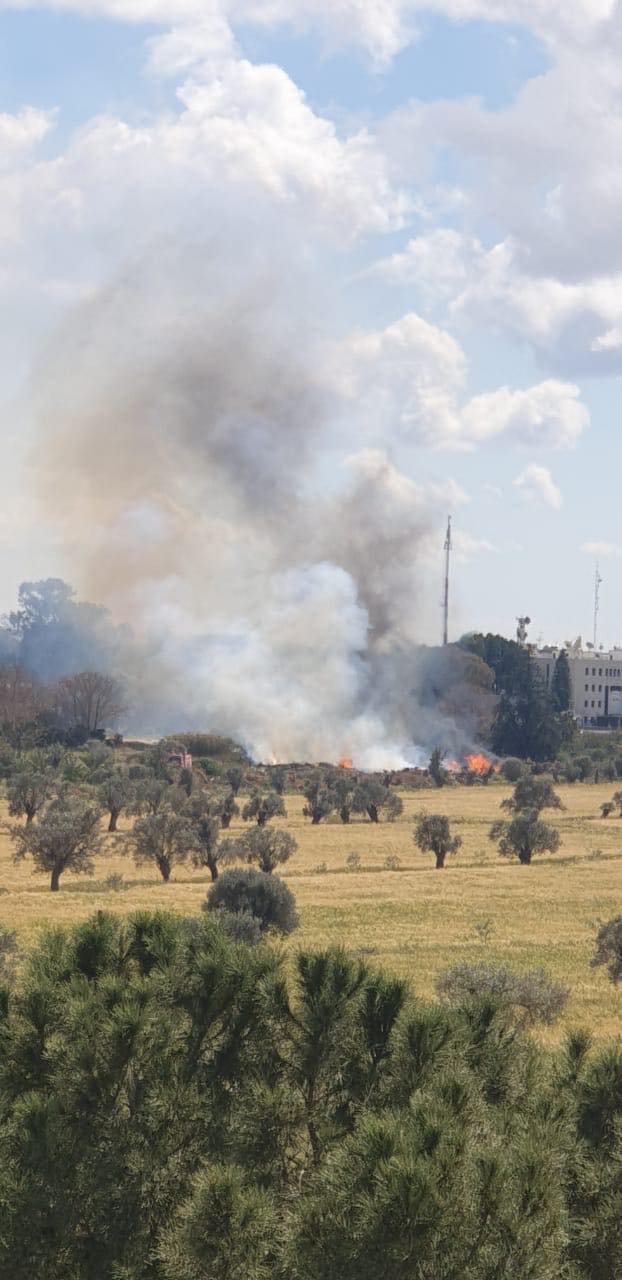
xmin=442 ymin=516 xmax=452 ymax=646
xmin=593 ymin=562 xmax=602 ymax=649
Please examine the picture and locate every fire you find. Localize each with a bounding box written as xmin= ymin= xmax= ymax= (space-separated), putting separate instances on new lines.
xmin=465 ymin=752 xmax=498 ymax=774
xmin=338 ymin=755 xmax=353 ymax=769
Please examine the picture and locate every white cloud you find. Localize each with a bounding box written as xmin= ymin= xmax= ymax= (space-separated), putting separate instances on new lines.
xmin=514 ymin=463 xmax=562 ymax=509
xmin=0 ymin=107 xmax=55 ymax=169
xmin=337 ymin=312 xmax=589 ymax=450
xmin=581 ymin=540 xmax=622 ymax=558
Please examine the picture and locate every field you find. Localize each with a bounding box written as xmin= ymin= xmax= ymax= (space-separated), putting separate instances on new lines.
xmin=1 ymin=781 xmax=621 ymax=1039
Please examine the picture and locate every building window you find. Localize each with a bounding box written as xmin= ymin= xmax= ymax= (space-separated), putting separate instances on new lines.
xmin=592 ymin=685 xmax=596 ymax=692
xmin=586 ymin=667 xmax=589 ymax=674
xmin=599 ymin=685 xmax=602 ymax=692
xmin=599 ymin=669 xmax=602 ymax=676
xmin=599 ymin=700 xmax=602 ymax=708
xmin=585 ymin=700 xmax=588 ymax=707
xmin=593 ymin=668 xmax=596 ymax=675
xmin=585 ymin=684 xmax=589 ymax=691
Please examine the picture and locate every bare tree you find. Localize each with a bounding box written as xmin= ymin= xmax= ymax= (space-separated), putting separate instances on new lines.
xmin=57 ymin=671 xmax=125 ymax=734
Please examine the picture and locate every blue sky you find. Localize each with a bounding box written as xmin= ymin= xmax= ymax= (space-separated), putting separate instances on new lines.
xmin=0 ymin=0 xmax=621 ymax=667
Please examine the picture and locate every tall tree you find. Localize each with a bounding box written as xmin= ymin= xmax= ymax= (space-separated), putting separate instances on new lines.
xmin=57 ymin=671 xmax=125 ymax=734
xmin=551 ymin=649 xmax=572 ymax=713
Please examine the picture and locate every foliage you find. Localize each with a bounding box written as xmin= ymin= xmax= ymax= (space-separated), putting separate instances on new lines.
xmin=414 ymin=813 xmax=462 ymax=869
xmin=551 ymin=649 xmax=572 ymax=713
xmin=345 ymin=851 xmax=361 ymax=872
xmin=10 ymin=789 xmax=104 ymax=890
xmin=329 ymin=769 xmax=358 ymax=823
xmin=303 ymin=772 xmax=335 ymax=824
xmin=352 ymin=777 xmax=403 ymax=823
xmin=169 ymin=732 xmax=249 ymax=765
xmin=501 ymin=774 xmax=563 ymax=815
xmin=242 ymin=790 xmax=287 ymax=826
xmin=225 ymin=764 xmax=245 ymax=794
xmin=0 ymin=913 xmax=621 ymax=1278
xmin=127 ymin=809 xmax=198 ymax=882
xmin=211 ymin=908 xmax=265 ymax=947
xmin=188 ymin=811 xmax=223 ymax=882
xmin=500 ymin=756 xmax=525 ymax=782
xmin=7 ymin=756 xmax=54 ymax=824
xmin=96 ymin=767 xmax=133 ymax=832
xmin=592 ymin=916 xmax=622 ymax=984
xmin=428 ymin=746 xmax=446 ymax=787
xmin=436 ymin=961 xmax=569 ymax=1026
xmin=205 ymin=868 xmax=299 ymax=936
xmin=489 ymin=811 xmax=561 ymax=865
xmin=222 ymin=826 xmax=297 ymax=873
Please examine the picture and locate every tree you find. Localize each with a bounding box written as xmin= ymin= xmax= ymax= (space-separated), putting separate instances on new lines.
xmin=190 ymin=813 xmax=224 ymax=882
xmin=591 ymin=916 xmax=622 ymax=984
xmin=501 ymin=775 xmax=563 ymax=815
xmin=225 ymin=765 xmax=244 ymax=795
xmin=551 ymin=649 xmax=572 ymax=713
xmin=436 ymin=962 xmax=569 ymax=1027
xmin=303 ymin=774 xmax=334 ymax=825
xmin=428 ymin=747 xmax=446 ymax=788
xmin=223 ymin=827 xmax=297 ymax=874
xmin=414 ymin=813 xmax=462 ymax=869
xmin=10 ymin=790 xmax=103 ymax=891
xmin=7 ymin=755 xmax=54 ymax=824
xmin=489 ymin=811 xmax=561 ymax=865
xmin=97 ymin=769 xmax=133 ymax=832
xmin=330 ymin=770 xmax=357 ymax=823
xmin=242 ymin=790 xmax=286 ymax=826
xmin=158 ymin=1164 xmax=279 ymax=1280
xmin=352 ymin=778 xmax=403 ymax=824
xmin=132 ymin=776 xmax=185 ymax=816
xmin=57 ymin=671 xmax=125 ymax=735
xmin=128 ymin=810 xmax=198 ymax=882
xmin=204 ymin=867 xmax=299 ymax=936
xmin=269 ymin=765 xmax=287 ymax=794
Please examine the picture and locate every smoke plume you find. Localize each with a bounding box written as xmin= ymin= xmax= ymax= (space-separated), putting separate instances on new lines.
xmin=29 ymin=231 xmax=460 ymax=765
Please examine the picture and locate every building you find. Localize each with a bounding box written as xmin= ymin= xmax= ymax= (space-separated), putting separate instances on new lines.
xmin=534 ymin=644 xmax=622 ymax=727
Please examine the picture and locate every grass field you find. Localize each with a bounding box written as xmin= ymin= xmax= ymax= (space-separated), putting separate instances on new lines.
xmin=1 ymin=781 xmax=621 ymax=1039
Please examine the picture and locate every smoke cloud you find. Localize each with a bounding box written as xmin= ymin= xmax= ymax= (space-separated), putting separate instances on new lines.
xmin=28 ymin=223 xmax=462 ymax=765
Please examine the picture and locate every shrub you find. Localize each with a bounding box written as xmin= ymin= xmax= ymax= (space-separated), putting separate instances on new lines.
xmin=212 ymin=908 xmax=264 ymax=947
xmin=384 ymin=854 xmax=401 ymax=870
xmin=222 ymin=827 xmax=297 ymax=874
xmin=346 ymin=852 xmax=361 ymax=872
xmin=592 ymin=916 xmax=622 ymax=984
xmin=500 ymin=757 xmax=525 ymax=783
xmin=204 ymin=868 xmax=299 ymax=936
xmin=436 ymin=962 xmax=569 ymax=1027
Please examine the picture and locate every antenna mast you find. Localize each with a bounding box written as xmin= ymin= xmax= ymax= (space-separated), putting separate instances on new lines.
xmin=442 ymin=516 xmax=452 ymax=646
xmin=593 ymin=562 xmax=602 ymax=649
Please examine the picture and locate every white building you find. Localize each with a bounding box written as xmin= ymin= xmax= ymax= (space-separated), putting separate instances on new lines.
xmin=534 ymin=645 xmax=622 ymax=727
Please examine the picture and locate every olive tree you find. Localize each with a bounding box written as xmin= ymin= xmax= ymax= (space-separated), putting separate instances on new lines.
xmin=242 ymin=790 xmax=286 ymax=826
xmin=413 ymin=814 xmax=462 ymax=869
xmin=7 ymin=757 xmax=54 ymax=825
xmin=97 ymin=769 xmax=134 ymax=832
xmin=489 ymin=811 xmax=561 ymax=866
xmin=501 ymin=775 xmax=563 ymax=815
xmin=222 ymin=827 xmax=297 ymax=874
xmin=10 ymin=790 xmax=104 ymax=891
xmin=190 ymin=814 xmax=224 ymax=882
xmin=330 ymin=771 xmax=357 ymax=824
xmin=128 ymin=810 xmax=198 ymax=883
xmin=352 ymin=778 xmax=403 ymax=824
xmin=303 ymin=774 xmax=334 ymax=825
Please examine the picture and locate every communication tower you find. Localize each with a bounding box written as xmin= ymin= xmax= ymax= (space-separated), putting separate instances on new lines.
xmin=442 ymin=516 xmax=451 ymax=645
xmin=593 ymin=563 xmax=602 ymax=649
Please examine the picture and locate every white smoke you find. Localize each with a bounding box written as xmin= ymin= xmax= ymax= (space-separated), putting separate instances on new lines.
xmin=27 ymin=226 xmax=456 ymax=764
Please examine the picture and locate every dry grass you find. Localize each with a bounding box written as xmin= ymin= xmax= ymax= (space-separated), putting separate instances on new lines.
xmin=1 ymin=782 xmax=621 ymax=1039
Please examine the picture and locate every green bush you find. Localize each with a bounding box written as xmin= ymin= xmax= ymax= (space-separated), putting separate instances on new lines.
xmin=204 ymin=867 xmax=299 ymax=936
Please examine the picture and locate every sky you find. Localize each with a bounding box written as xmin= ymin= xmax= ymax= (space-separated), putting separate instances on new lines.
xmin=1 ymin=0 xmax=622 ymax=654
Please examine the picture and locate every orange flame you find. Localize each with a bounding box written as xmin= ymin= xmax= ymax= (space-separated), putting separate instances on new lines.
xmin=465 ymin=752 xmax=498 ymax=774
xmin=338 ymin=755 xmax=353 ymax=769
